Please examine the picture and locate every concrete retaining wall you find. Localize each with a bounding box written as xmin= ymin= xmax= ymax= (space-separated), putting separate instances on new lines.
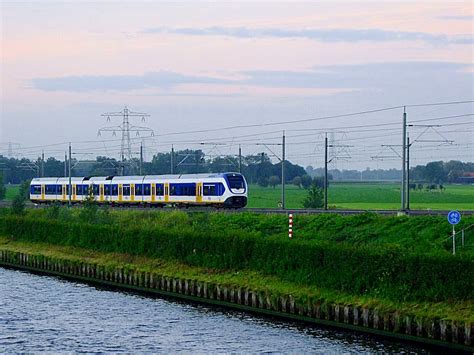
xmin=0 ymin=249 xmax=472 ymax=352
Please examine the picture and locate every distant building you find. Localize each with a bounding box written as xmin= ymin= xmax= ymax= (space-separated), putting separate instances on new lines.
xmin=457 ymin=172 xmax=474 ymax=184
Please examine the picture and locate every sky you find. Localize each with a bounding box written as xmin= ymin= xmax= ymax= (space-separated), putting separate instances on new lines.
xmin=1 ymin=1 xmax=473 ymax=170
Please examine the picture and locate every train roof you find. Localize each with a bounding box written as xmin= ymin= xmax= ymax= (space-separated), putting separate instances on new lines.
xmin=31 ymin=177 xmax=58 ymax=183
xmin=112 ymin=175 xmax=146 ymax=182
xmin=57 ymin=177 xmax=84 ymax=183
xmin=144 ymin=173 xmax=227 ymax=180
xmin=30 ymin=173 xmax=243 ymax=184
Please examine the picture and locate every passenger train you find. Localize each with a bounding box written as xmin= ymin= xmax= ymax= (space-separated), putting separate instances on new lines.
xmin=30 ymin=172 xmax=248 ymax=208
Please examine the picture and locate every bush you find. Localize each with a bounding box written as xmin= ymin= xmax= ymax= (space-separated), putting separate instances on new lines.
xmin=0 ymin=173 xmax=5 ymax=200
xmin=268 ymin=175 xmax=280 ymax=188
xmin=303 ymin=184 xmax=324 ymax=208
xmin=10 ymin=194 xmax=25 ymax=215
xmin=257 ymin=176 xmax=269 ymax=187
xmin=301 ymin=174 xmax=312 ymax=189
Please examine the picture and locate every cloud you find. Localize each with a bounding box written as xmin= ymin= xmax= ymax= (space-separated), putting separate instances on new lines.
xmin=30 ymin=62 xmax=473 ymax=95
xmin=31 ymin=71 xmax=233 ymax=92
xmin=438 ymin=15 xmax=474 ymax=21
xmin=144 ymin=26 xmax=473 ymax=45
xmin=241 ymin=62 xmax=474 ymax=90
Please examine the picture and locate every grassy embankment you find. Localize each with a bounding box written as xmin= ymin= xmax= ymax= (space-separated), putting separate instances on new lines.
xmin=247 ymin=183 xmax=474 ymax=210
xmin=0 ymin=207 xmax=473 ymax=322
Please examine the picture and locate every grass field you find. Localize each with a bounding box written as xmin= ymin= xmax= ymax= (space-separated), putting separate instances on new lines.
xmin=247 ymin=182 xmax=474 ymax=210
xmin=4 ymin=185 xmax=19 ymax=200
xmin=4 ymin=182 xmax=474 ymax=210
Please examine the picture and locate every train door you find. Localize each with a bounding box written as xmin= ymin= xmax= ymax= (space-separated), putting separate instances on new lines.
xmin=196 ymin=182 xmax=203 ymax=203
xmin=72 ymin=185 xmax=76 ymax=201
xmin=164 ymin=183 xmax=169 ymax=203
xmin=41 ymin=185 xmax=45 ymax=201
xmin=118 ymin=184 xmax=123 ymax=203
xmin=100 ymin=184 xmax=104 ymax=202
xmin=62 ymin=184 xmax=66 ymax=201
xmin=151 ymin=184 xmax=156 ymax=203
xmin=131 ymin=184 xmax=135 ymax=203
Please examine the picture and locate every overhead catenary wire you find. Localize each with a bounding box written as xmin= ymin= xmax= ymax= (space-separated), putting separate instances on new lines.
xmin=3 ymin=100 xmax=473 ymax=170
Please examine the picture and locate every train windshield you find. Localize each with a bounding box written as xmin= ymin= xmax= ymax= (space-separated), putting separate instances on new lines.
xmin=225 ymin=174 xmax=246 ymax=190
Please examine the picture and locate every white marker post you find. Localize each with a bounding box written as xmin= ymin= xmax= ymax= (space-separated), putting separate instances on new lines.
xmin=289 ymin=213 xmax=293 ymax=239
xmin=452 ymin=225 xmax=456 ymax=255
xmin=447 ymin=210 xmax=461 ymax=255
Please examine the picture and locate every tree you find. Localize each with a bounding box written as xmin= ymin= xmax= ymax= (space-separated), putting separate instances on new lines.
xmin=301 ymin=174 xmax=312 ymax=189
xmin=11 ymin=179 xmax=30 ymax=215
xmin=268 ymin=175 xmax=280 ymax=189
xmin=303 ymin=183 xmax=324 ymax=208
xmin=312 ymin=176 xmax=325 ymax=189
xmin=292 ymin=176 xmax=302 ymax=188
xmin=424 ymin=161 xmax=446 ymax=183
xmin=44 ymin=157 xmax=64 ymax=177
xmin=0 ymin=173 xmax=5 ymax=200
xmin=257 ymin=176 xmax=269 ymax=187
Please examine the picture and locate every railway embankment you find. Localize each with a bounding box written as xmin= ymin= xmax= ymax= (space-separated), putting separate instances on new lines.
xmin=0 ymin=208 xmax=473 ymax=351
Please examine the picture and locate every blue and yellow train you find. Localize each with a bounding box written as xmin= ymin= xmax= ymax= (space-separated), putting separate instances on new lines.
xmin=30 ymin=172 xmax=248 ymax=208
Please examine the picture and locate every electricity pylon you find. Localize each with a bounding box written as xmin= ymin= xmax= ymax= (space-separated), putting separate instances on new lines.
xmin=98 ymin=106 xmax=154 ymax=175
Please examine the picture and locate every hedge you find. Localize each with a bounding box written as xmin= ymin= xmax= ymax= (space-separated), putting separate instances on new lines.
xmin=1 ymin=215 xmax=472 ymax=302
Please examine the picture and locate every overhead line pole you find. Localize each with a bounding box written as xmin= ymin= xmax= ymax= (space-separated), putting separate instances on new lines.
xmin=406 ymin=136 xmax=411 ymax=210
xmin=140 ymin=142 xmax=143 ymax=175
xmin=64 ymin=152 xmax=67 ymax=177
xmin=171 ymin=145 xmax=175 ymax=174
xmin=401 ymin=106 xmax=407 ymax=211
xmin=41 ymin=151 xmax=44 ymax=177
xmin=238 ymin=144 xmax=242 ymax=174
xmin=324 ymin=133 xmax=328 ymax=210
xmin=281 ymin=131 xmax=286 ymax=210
xmin=68 ymin=143 xmax=72 ymax=207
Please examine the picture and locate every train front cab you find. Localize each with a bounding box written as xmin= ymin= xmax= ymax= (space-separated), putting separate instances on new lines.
xmin=223 ymin=173 xmax=248 ymax=208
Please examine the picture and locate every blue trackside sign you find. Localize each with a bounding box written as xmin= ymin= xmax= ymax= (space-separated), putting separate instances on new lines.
xmin=447 ymin=210 xmax=461 ymax=225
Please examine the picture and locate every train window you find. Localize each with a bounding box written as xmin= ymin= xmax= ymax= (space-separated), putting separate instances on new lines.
xmin=203 ymin=183 xmax=225 ymax=196
xmin=104 ymin=185 xmax=111 ymax=196
xmin=111 ymin=185 xmax=118 ymax=196
xmin=45 ymin=185 xmax=55 ymax=195
xmin=93 ymin=185 xmax=99 ymax=195
xmin=143 ymin=184 xmax=151 ymax=196
xmin=82 ymin=185 xmax=91 ymax=196
xmin=156 ymin=184 xmax=164 ymax=196
xmin=30 ymin=185 xmax=41 ymax=194
xmin=226 ymin=174 xmax=245 ymax=190
xmin=203 ymin=184 xmax=216 ymax=196
xmin=123 ymin=185 xmax=131 ymax=196
xmin=135 ymin=184 xmax=142 ymax=196
xmin=76 ymin=185 xmax=83 ymax=195
xmin=56 ymin=185 xmax=62 ymax=194
xmin=170 ymin=183 xmax=196 ymax=196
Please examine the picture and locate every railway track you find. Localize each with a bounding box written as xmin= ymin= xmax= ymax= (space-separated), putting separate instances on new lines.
xmin=0 ymin=200 xmax=472 ymax=216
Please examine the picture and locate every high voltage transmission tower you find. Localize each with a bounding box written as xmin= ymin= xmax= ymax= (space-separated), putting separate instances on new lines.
xmin=98 ymin=106 xmax=154 ymax=175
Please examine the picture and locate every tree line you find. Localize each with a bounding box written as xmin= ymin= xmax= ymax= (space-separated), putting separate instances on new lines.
xmin=1 ymin=152 xmax=472 ymax=187
xmin=0 ymin=150 xmax=305 ymax=185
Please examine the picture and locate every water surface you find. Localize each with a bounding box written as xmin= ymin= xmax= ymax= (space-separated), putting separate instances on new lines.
xmin=0 ymin=267 xmax=430 ymax=352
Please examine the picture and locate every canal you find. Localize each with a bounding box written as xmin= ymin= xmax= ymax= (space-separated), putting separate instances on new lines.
xmin=0 ymin=268 xmax=430 ymax=352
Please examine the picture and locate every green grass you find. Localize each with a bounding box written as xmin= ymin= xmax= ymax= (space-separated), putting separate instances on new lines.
xmin=4 ymin=185 xmax=19 ymax=201
xmin=1 ymin=235 xmax=472 ymax=322
xmin=247 ymin=183 xmax=474 ymax=210
xmin=10 ymin=208 xmax=474 ymax=257
xmin=6 ymin=182 xmax=473 ymax=210
xmin=2 ymin=210 xmax=473 ymax=302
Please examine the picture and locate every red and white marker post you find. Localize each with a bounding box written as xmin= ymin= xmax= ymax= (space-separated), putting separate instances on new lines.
xmin=289 ymin=213 xmax=293 ymax=239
